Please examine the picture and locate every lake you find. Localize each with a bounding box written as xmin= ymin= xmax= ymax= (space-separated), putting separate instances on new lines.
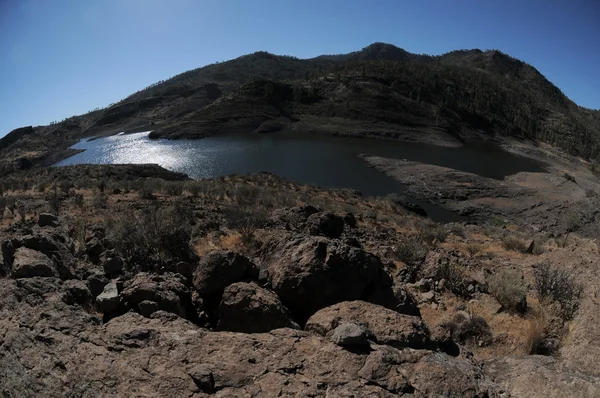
xmin=54 ymin=131 xmax=545 ymax=222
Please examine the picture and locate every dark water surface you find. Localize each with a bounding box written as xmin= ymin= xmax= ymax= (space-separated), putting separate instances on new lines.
xmin=55 ymin=131 xmax=545 ymax=221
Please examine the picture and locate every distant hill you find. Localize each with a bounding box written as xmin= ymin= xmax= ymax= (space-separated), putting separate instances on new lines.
xmin=4 ymin=42 xmax=600 ymax=168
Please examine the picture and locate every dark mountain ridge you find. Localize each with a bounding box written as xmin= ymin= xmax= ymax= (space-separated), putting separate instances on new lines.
xmin=2 ymin=43 xmax=600 ymax=173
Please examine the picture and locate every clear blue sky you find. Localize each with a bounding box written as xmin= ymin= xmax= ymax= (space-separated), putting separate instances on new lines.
xmin=1 ymin=0 xmax=599 ymax=136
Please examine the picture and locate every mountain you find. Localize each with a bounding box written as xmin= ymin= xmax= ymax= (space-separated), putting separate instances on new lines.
xmin=3 ymin=43 xmax=600 ymax=173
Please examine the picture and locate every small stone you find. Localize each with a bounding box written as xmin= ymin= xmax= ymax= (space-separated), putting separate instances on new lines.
xmin=421 ymin=291 xmax=435 ymax=303
xmin=330 ymin=322 xmax=369 ymax=346
xmin=438 ymin=279 xmax=446 ymax=290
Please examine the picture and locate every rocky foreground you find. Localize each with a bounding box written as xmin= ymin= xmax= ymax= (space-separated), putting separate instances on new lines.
xmin=1 ymin=166 xmax=600 ymax=397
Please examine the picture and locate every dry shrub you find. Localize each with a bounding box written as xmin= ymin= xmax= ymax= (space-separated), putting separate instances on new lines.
xmin=502 ymin=236 xmax=528 ymax=253
xmin=69 ymin=217 xmax=89 ymax=256
xmin=92 ymin=193 xmax=108 ymax=209
xmin=487 ymin=268 xmax=527 ymax=313
xmin=526 ymin=304 xmax=564 ymax=356
xmin=534 ymin=262 xmax=583 ymax=321
xmin=436 ymin=262 xmax=471 ymax=298
xmin=394 ymin=237 xmax=429 ymax=282
xmin=107 ymin=205 xmax=194 ymax=273
xmin=139 ymin=178 xmax=163 ymax=199
xmin=441 ymin=311 xmax=492 ymax=347
xmin=223 ymin=207 xmax=268 ymax=247
xmin=465 ymin=243 xmax=482 ymax=257
xmin=163 ymin=181 xmax=184 ymax=196
xmin=45 ymin=191 xmax=64 ymax=215
xmin=416 ymin=222 xmax=449 ymax=245
xmin=186 ymin=181 xmax=203 ymax=198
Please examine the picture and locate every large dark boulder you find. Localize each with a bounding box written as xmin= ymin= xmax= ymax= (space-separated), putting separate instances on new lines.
xmin=193 ymin=251 xmax=255 ymax=296
xmin=121 ymin=272 xmax=192 ymax=319
xmin=7 ymin=233 xmax=76 ymax=279
xmin=11 ymin=247 xmax=58 ymax=278
xmin=306 ymin=301 xmax=430 ymax=349
xmin=38 ymin=213 xmax=60 ymax=228
xmin=258 ymin=232 xmax=389 ymax=321
xmin=218 ymin=282 xmax=299 ymax=333
xmin=305 ymin=212 xmax=345 ymax=239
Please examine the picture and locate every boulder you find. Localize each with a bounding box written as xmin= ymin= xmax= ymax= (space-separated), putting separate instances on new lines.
xmin=38 ymin=213 xmax=60 ymax=228
xmin=121 ymin=272 xmax=191 ymax=318
xmin=306 ymin=212 xmax=345 ymax=239
xmin=259 ymin=233 xmax=389 ymax=321
xmin=343 ymin=213 xmax=357 ymax=228
xmin=13 ymin=233 xmax=75 ymax=279
xmin=87 ymin=269 xmax=110 ymax=297
xmin=217 ymin=282 xmax=299 ymax=333
xmin=368 ymin=283 xmax=421 ymax=316
xmin=270 ymin=205 xmax=320 ymax=229
xmin=306 ymin=301 xmax=430 ymax=349
xmin=188 ymin=364 xmax=216 ymax=394
xmin=62 ymin=279 xmax=91 ymax=306
xmin=138 ymin=300 xmax=160 ymax=317
xmin=96 ymin=281 xmax=120 ymax=313
xmin=11 ymin=247 xmax=58 ymax=278
xmin=330 ymin=322 xmax=370 ymax=346
xmin=193 ymin=250 xmax=254 ymax=296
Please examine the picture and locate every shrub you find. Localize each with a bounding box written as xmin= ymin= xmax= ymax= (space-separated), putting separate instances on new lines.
xmin=46 ymin=191 xmax=64 ymax=215
xmin=108 ymin=205 xmax=194 ymax=273
xmin=448 ymin=224 xmax=467 ymax=239
xmin=487 ymin=269 xmax=527 ymax=313
xmin=223 ymin=207 xmax=268 ymax=246
xmin=92 ymin=193 xmax=108 ymax=209
xmin=502 ymin=236 xmax=528 ymax=253
xmin=163 ymin=181 xmax=184 ymax=196
xmin=69 ymin=217 xmax=89 ymax=255
xmin=71 ymin=193 xmax=85 ymax=208
xmin=534 ymin=262 xmax=583 ymax=320
xmin=186 ymin=181 xmax=203 ymax=198
xmin=394 ymin=237 xmax=429 ymax=282
xmin=436 ymin=262 xmax=471 ymax=298
xmin=526 ymin=305 xmax=563 ymax=356
xmin=59 ymin=179 xmax=74 ymax=195
xmin=417 ymin=223 xmax=449 ymax=245
xmin=441 ymin=312 xmax=492 ymax=346
xmin=139 ymin=178 xmax=163 ymax=199
xmin=97 ymin=179 xmax=107 ymax=193
xmin=465 ymin=243 xmax=482 ymax=257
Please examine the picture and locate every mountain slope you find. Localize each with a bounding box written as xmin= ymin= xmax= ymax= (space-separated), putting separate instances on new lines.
xmin=3 ymin=43 xmax=600 ymax=174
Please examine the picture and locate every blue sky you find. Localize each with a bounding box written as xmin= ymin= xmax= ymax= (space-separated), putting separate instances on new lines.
xmin=1 ymin=0 xmax=599 ymax=136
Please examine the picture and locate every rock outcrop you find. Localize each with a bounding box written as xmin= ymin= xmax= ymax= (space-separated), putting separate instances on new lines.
xmin=259 ymin=232 xmax=390 ymax=321
xmin=306 ymin=300 xmax=430 ymax=349
xmin=121 ymin=272 xmax=192 ymax=319
xmin=218 ymin=282 xmax=299 ymax=332
xmin=11 ymin=247 xmax=58 ymax=278
xmin=193 ymin=250 xmax=255 ymax=296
